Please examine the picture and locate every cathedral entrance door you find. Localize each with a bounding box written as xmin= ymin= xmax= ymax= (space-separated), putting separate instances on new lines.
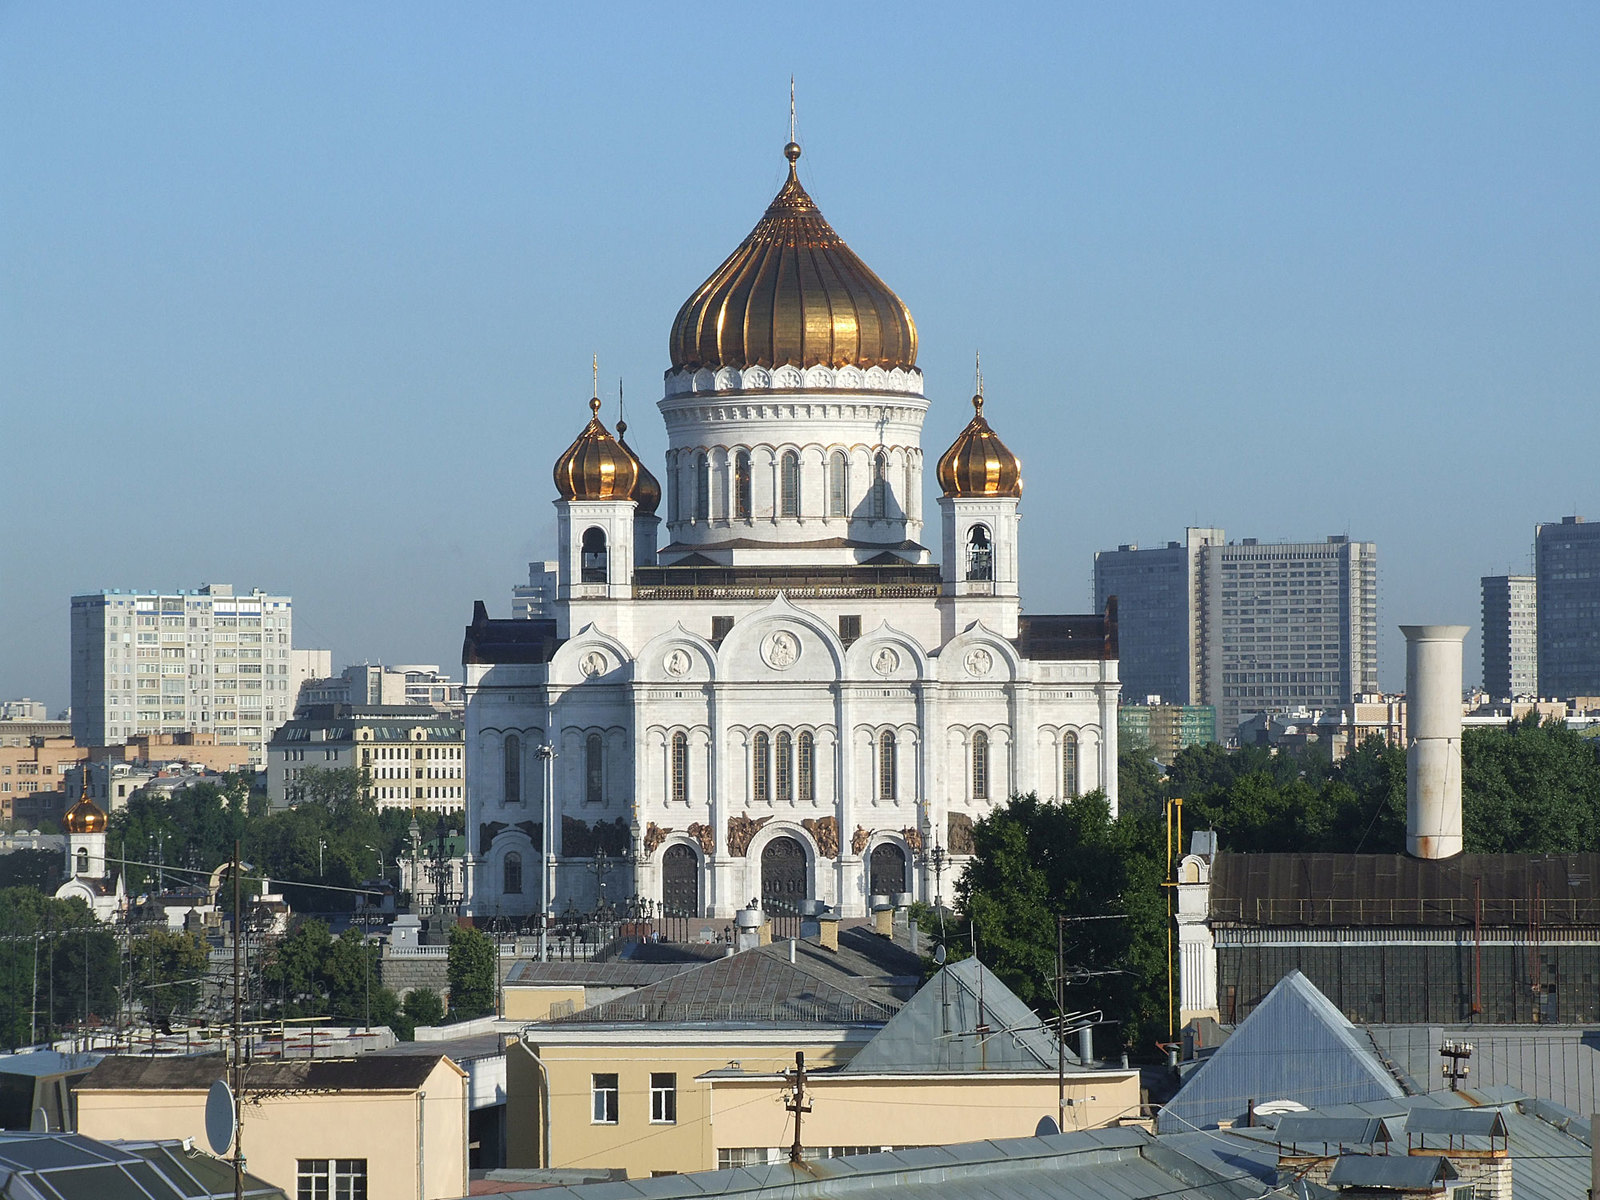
xmin=760 ymin=836 xmax=808 ymax=917
xmin=661 ymin=844 xmax=699 ymax=918
xmin=869 ymin=843 xmax=907 ymax=897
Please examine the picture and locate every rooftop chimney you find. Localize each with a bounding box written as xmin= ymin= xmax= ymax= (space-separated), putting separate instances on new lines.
xmin=1402 ymin=625 xmax=1468 ymax=859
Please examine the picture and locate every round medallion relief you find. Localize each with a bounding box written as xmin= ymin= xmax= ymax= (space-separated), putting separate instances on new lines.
xmin=762 ymin=630 xmax=801 ymax=670
xmin=580 ymin=651 xmax=607 ymax=678
xmin=664 ymin=649 xmax=691 ymax=677
xmin=871 ymin=647 xmax=900 ymax=676
xmin=964 ymin=648 xmax=994 ymax=678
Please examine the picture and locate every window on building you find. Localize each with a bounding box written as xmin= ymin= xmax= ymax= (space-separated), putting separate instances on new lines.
xmin=503 ymin=734 xmax=521 ymax=805
xmin=76 ymin=848 xmax=88 ymax=875
xmin=592 ymin=1073 xmax=619 ymax=1124
xmin=1063 ymin=732 xmax=1079 ymax=799
xmin=827 ymin=449 xmax=849 ymax=517
xmin=734 ymin=451 xmax=752 ymax=520
xmin=694 ymin=453 xmax=709 ymax=521
xmin=966 ymin=524 xmax=993 ymax=581
xmin=797 ymin=731 xmax=815 ymax=802
xmin=650 ymin=1072 xmax=677 ymax=1123
xmin=878 ymin=730 xmax=896 ymax=800
xmin=581 ymin=528 xmax=608 ymax=584
xmin=971 ymin=730 xmax=989 ymax=800
xmin=775 ymin=731 xmax=792 ymax=802
xmin=586 ymin=732 xmax=604 ymax=804
xmin=752 ymin=731 xmax=770 ymax=802
xmin=871 ymin=452 xmax=889 ymax=519
xmin=838 ymin=614 xmax=861 ymax=644
xmin=297 ymin=1158 xmax=367 ymax=1200
xmin=671 ymin=732 xmax=688 ymax=802
xmin=711 ymin=615 xmax=734 ymax=643
xmin=780 ymin=450 xmax=800 ymax=518
xmin=504 ymin=852 xmax=522 ymax=894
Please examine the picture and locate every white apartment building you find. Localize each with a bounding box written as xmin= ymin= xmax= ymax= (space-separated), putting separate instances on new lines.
xmin=1480 ymin=574 xmax=1537 ymax=700
xmin=70 ymin=584 xmax=294 ymax=764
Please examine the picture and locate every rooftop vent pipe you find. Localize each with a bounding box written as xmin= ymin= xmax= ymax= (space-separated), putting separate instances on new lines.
xmin=1402 ymin=624 xmax=1468 ymax=860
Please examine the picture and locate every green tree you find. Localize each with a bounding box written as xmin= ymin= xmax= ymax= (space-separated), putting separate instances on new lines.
xmin=403 ymin=987 xmax=445 ymax=1027
xmin=0 ymin=849 xmax=62 ymax=892
xmin=447 ymin=924 xmax=496 ymax=1019
xmin=1117 ymin=737 xmax=1167 ymax=817
xmin=1463 ymin=715 xmax=1600 ymax=852
xmin=131 ymin=928 xmax=212 ymax=1026
xmin=0 ymin=890 xmax=119 ymax=1049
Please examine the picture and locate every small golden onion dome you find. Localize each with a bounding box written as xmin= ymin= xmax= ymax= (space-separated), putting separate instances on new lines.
xmin=937 ymin=394 xmax=1023 ymax=498
xmin=668 ymin=142 xmax=918 ymax=374
xmin=64 ymin=776 xmax=108 ymax=835
xmin=616 ymin=419 xmax=661 ymax=516
xmin=553 ymin=396 xmax=640 ymax=502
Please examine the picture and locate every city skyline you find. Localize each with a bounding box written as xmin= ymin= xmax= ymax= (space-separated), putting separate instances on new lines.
xmin=5 ymin=4 xmax=1598 ymax=709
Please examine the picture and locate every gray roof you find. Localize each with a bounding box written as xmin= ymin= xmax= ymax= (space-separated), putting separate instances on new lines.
xmin=1271 ymin=1114 xmax=1395 ymax=1148
xmin=540 ymin=932 xmax=919 ymax=1028
xmin=841 ymin=957 xmax=1076 ymax=1074
xmin=1157 ymin=970 xmax=1404 ymax=1133
xmin=1327 ymin=1154 xmax=1456 ymax=1188
xmin=79 ymin=1053 xmax=451 ymax=1093
xmin=504 ymin=961 xmax=700 ymax=987
xmin=0 ymin=1049 xmax=102 ymax=1079
xmin=1365 ymin=1023 xmax=1600 ymax=1115
xmin=0 ymin=1132 xmax=285 ymax=1199
xmin=1405 ymin=1105 xmax=1510 ymax=1139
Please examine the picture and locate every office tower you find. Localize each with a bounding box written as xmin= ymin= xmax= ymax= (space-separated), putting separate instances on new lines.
xmin=1535 ymin=516 xmax=1600 ymax=698
xmin=70 ymin=583 xmax=293 ymax=763
xmin=1096 ymin=530 xmax=1379 ymax=740
xmin=1480 ymin=575 xmax=1537 ymax=699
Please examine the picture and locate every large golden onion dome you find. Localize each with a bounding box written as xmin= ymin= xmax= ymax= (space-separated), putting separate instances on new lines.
xmin=668 ymin=142 xmax=918 ymax=374
xmin=937 ymin=393 xmax=1022 ymax=498
xmin=63 ymin=774 xmax=107 ymax=835
xmin=616 ymin=419 xmax=661 ymax=516
xmin=553 ymin=396 xmax=640 ymax=501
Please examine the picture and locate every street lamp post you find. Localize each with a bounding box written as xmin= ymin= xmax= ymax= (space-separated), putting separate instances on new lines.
xmin=535 ymin=742 xmax=558 ymax=962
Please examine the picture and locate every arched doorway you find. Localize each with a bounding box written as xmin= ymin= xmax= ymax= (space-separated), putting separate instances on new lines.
xmin=760 ymin=836 xmax=808 ymax=916
xmin=661 ymin=844 xmax=699 ymax=917
xmin=869 ymin=843 xmax=907 ymax=897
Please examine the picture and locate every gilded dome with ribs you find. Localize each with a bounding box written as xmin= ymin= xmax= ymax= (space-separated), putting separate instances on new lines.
xmin=553 ymin=397 xmax=640 ymax=502
xmin=937 ymin=394 xmax=1022 ymax=498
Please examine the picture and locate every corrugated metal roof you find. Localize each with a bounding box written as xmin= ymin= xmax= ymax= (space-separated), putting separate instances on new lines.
xmin=1327 ymin=1153 xmax=1456 ymax=1187
xmin=1272 ymin=1114 xmax=1394 ymax=1147
xmin=1364 ymin=1024 xmax=1600 ymax=1116
xmin=1405 ymin=1106 xmax=1509 ymax=1138
xmin=1157 ymin=971 xmax=1404 ymax=1133
xmin=1210 ymin=852 xmax=1600 ymax=928
xmin=504 ymin=961 xmax=698 ymax=987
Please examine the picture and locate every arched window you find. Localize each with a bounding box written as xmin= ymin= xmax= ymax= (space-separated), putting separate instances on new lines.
xmin=827 ymin=450 xmax=849 ymax=517
xmin=752 ymin=731 xmax=770 ymax=802
xmin=670 ymin=731 xmax=689 ymax=802
xmin=775 ymin=731 xmax=793 ymax=802
xmin=694 ymin=453 xmax=709 ymax=521
xmin=1063 ymin=732 xmax=1079 ymax=799
xmin=878 ymin=730 xmax=897 ymax=800
xmin=967 ymin=524 xmax=993 ymax=581
xmin=780 ymin=450 xmax=800 ymax=518
xmin=504 ymin=852 xmax=523 ymax=895
xmin=504 ymin=734 xmax=522 ymax=805
xmin=871 ymin=452 xmax=889 ymax=518
xmin=972 ymin=730 xmax=989 ymax=800
xmin=581 ymin=527 xmax=608 ymax=584
xmin=668 ymin=452 xmax=681 ymax=523
xmin=585 ymin=732 xmax=604 ymax=804
xmin=76 ymin=847 xmax=89 ymax=875
xmin=797 ymin=731 xmax=815 ymax=802
xmin=734 ymin=451 xmax=752 ymax=520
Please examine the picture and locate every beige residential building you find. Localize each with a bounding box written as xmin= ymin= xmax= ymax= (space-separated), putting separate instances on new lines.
xmin=266 ymin=705 xmax=465 ymax=811
xmin=76 ymin=1053 xmax=468 ymax=1200
xmin=0 ymin=736 xmax=88 ymax=825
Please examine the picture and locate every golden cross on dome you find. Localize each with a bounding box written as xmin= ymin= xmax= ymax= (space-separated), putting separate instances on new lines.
xmin=974 ymin=351 xmax=985 ymax=411
xmin=790 ymin=76 xmax=796 ymax=144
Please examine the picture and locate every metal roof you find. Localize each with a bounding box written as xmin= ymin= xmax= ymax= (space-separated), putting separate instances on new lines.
xmin=1327 ymin=1153 xmax=1456 ymax=1187
xmin=1405 ymin=1106 xmax=1510 ymax=1138
xmin=1364 ymin=1024 xmax=1600 ymax=1116
xmin=504 ymin=961 xmax=700 ymax=987
xmin=1272 ymin=1114 xmax=1395 ymax=1147
xmin=1210 ymin=852 xmax=1600 ymax=928
xmin=0 ymin=1132 xmax=285 ymax=1199
xmin=79 ymin=1052 xmax=452 ymax=1092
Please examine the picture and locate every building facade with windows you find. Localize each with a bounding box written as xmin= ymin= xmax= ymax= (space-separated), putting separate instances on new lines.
xmin=69 ymin=583 xmax=295 ymax=764
xmin=266 ymin=705 xmax=465 ymax=811
xmin=1095 ymin=530 xmax=1378 ymax=742
xmin=1480 ymin=574 xmax=1537 ymax=700
xmin=462 ymin=140 xmax=1119 ymax=922
xmin=1535 ymin=515 xmax=1600 ymax=699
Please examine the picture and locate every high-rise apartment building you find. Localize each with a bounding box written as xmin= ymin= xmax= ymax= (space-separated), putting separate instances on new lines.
xmin=70 ymin=584 xmax=294 ymax=764
xmin=1480 ymin=575 xmax=1537 ymax=700
xmin=1535 ymin=516 xmax=1600 ymax=699
xmin=1095 ymin=530 xmax=1378 ymax=741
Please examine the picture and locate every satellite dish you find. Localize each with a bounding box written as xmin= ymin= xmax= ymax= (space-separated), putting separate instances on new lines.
xmin=29 ymin=1106 xmax=49 ymax=1132
xmin=1034 ymin=1116 xmax=1060 ymax=1137
xmin=933 ymin=944 xmax=947 ymax=965
xmin=205 ymin=1079 xmax=235 ymax=1156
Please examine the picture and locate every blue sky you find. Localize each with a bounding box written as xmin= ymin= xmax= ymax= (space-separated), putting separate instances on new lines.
xmin=4 ymin=3 xmax=1597 ymax=709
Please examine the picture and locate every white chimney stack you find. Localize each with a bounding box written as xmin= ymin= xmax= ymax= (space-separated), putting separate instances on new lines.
xmin=1401 ymin=624 xmax=1468 ymax=859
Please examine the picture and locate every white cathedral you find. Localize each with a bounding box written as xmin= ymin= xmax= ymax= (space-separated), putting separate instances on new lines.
xmin=461 ymin=139 xmax=1120 ymax=922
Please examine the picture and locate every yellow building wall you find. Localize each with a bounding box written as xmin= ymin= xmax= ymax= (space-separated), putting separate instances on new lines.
xmin=708 ymin=1072 xmax=1142 ymax=1152
xmin=503 ymin=986 xmax=586 ymax=1021
xmin=508 ymin=1037 xmax=870 ymax=1177
xmin=77 ymin=1061 xmax=468 ymax=1200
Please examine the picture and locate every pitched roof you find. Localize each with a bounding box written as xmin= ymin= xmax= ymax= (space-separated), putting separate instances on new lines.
xmin=1364 ymin=1023 xmax=1600 ymax=1114
xmin=78 ymin=1053 xmax=452 ymax=1093
xmin=841 ymin=957 xmax=1075 ymax=1074
xmin=1156 ymin=970 xmax=1404 ymax=1132
xmin=542 ymin=931 xmax=917 ymax=1027
xmin=0 ymin=1132 xmax=285 ymax=1199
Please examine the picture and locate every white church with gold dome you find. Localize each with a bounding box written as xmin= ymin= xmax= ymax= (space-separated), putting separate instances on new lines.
xmin=461 ymin=140 xmax=1120 ymax=922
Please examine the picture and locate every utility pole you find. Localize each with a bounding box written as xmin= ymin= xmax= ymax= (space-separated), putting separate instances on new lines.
xmin=232 ymin=840 xmax=245 ymax=1200
xmin=1056 ymin=916 xmax=1066 ymax=1133
xmin=785 ymin=1051 xmax=812 ymax=1165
